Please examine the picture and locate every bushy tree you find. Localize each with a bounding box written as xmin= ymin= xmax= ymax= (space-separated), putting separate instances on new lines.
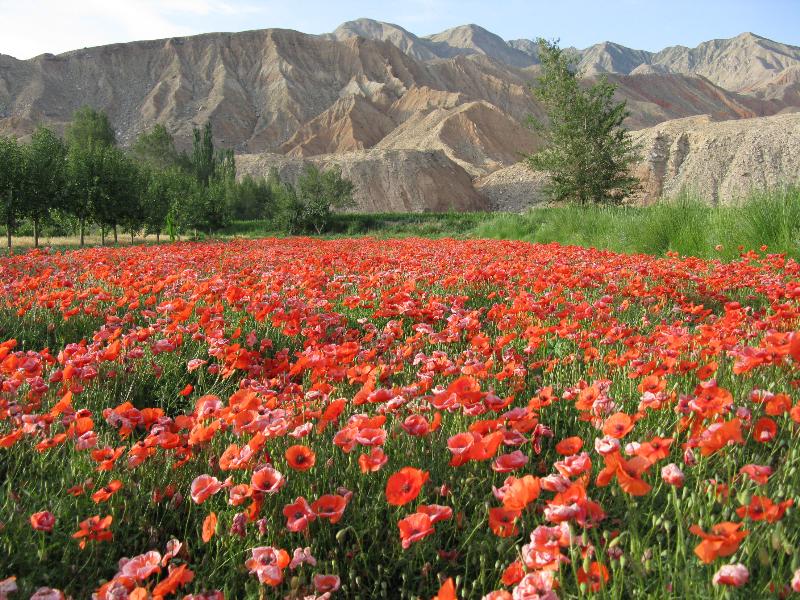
xmin=132 ymin=124 xmax=179 ymax=170
xmin=0 ymin=136 xmax=23 ymax=248
xmin=191 ymin=122 xmax=216 ymax=186
xmin=295 ymin=165 xmax=355 ymax=234
xmin=229 ymin=174 xmax=273 ymax=220
xmin=64 ymin=144 xmax=105 ymax=246
xmin=93 ymin=147 xmax=140 ymax=244
xmin=141 ymin=167 xmax=190 ymax=242
xmin=23 ymin=127 xmax=67 ymax=247
xmin=525 ymin=39 xmax=639 ymax=204
xmin=66 ymin=106 xmax=117 ymax=149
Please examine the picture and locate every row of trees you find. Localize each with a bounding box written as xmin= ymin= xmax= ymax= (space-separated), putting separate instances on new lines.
xmin=0 ymin=108 xmax=355 ymax=247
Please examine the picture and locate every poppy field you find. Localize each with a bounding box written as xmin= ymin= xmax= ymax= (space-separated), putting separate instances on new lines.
xmin=1 ymin=237 xmax=799 ymax=599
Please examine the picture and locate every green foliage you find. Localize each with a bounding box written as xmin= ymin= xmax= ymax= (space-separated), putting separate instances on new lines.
xmin=22 ymin=127 xmax=67 ymax=246
xmin=274 ymin=165 xmax=357 ymax=234
xmin=65 ymin=106 xmax=116 ymax=149
xmin=132 ymin=124 xmax=180 ymax=170
xmin=526 ymin=39 xmax=639 ymax=204
xmin=229 ymin=174 xmax=274 ymax=221
xmin=472 ymin=187 xmax=800 ymax=260
xmin=0 ymin=136 xmax=24 ymax=246
xmin=63 ymin=144 xmax=109 ymax=245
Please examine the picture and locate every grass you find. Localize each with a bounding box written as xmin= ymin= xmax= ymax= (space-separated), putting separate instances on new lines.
xmin=472 ymin=188 xmax=800 ymax=261
xmin=5 ymin=188 xmax=799 ymax=261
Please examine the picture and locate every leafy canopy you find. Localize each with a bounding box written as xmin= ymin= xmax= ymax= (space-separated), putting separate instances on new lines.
xmin=526 ymin=38 xmax=639 ymax=205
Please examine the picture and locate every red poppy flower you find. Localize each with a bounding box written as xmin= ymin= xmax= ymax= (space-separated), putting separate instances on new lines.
xmin=91 ymin=480 xmax=123 ymax=503
xmin=358 ymin=447 xmax=388 ymax=473
xmin=488 ymin=507 xmax=521 ymax=538
xmin=555 ymin=436 xmax=583 ymax=456
xmin=283 ymin=497 xmax=315 ymax=532
xmin=30 ymin=511 xmax=55 ymax=532
xmin=398 ymin=512 xmax=434 ymax=549
xmin=285 ymin=445 xmax=316 ymax=472
xmin=385 ymin=467 xmax=429 ymax=506
xmin=577 ymin=561 xmax=609 ymax=592
xmin=311 ymin=494 xmax=348 ymax=524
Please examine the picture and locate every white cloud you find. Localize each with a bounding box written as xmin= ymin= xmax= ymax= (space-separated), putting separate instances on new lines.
xmin=0 ymin=0 xmax=265 ymax=58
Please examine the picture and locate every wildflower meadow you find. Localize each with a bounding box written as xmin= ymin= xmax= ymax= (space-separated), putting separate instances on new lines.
xmin=1 ymin=237 xmax=799 ymax=599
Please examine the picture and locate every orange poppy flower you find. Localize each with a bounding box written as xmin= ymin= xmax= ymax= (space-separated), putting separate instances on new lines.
xmin=501 ymin=561 xmax=525 ymax=586
xmin=488 ymin=507 xmax=521 ymax=538
xmin=311 ymin=494 xmax=348 ymax=524
xmin=432 ymin=577 xmax=457 ymax=600
xmin=735 ymin=496 xmax=793 ymax=522
xmin=91 ymin=480 xmax=123 ymax=503
xmin=385 ymin=467 xmax=429 ymax=506
xmin=202 ymin=512 xmax=217 ymax=543
xmin=555 ymin=436 xmax=583 ymax=456
xmin=602 ymin=413 xmax=634 ymax=439
xmin=502 ymin=475 xmax=541 ymax=511
xmin=689 ymin=522 xmax=749 ymax=563
xmin=285 ymin=445 xmax=316 ymax=471
xmin=398 ymin=512 xmax=434 ymax=549
xmin=152 ymin=564 xmax=194 ymax=597
xmin=577 ymin=561 xmax=609 ymax=592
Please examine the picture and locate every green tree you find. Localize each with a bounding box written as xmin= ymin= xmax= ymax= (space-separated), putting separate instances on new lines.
xmin=0 ymin=136 xmax=23 ymax=248
xmin=132 ymin=124 xmax=179 ymax=170
xmin=296 ymin=165 xmax=355 ymax=234
xmin=66 ymin=106 xmax=117 ymax=149
xmin=64 ymin=144 xmax=105 ymax=246
xmin=525 ymin=38 xmax=639 ymax=205
xmin=23 ymin=126 xmax=67 ymax=247
xmin=191 ymin=122 xmax=216 ymax=186
xmin=230 ymin=174 xmax=273 ymax=220
xmin=93 ymin=148 xmax=140 ymax=244
xmin=141 ymin=167 xmax=189 ymax=242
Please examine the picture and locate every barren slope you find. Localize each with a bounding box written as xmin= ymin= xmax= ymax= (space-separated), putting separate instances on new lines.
xmin=236 ymin=148 xmax=484 ymax=212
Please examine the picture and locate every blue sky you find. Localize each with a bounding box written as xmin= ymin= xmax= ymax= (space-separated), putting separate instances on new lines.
xmin=1 ymin=0 xmax=798 ymax=59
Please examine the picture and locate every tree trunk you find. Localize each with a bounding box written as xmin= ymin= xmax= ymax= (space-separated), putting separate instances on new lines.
xmin=101 ymin=226 xmax=105 ymax=246
xmin=6 ymin=222 xmax=10 ymax=250
xmin=33 ymin=218 xmax=39 ymax=248
xmin=156 ymin=232 xmax=160 ymax=243
xmin=80 ymin=219 xmax=85 ymax=247
xmin=131 ymin=231 xmax=134 ymax=244
xmin=113 ymin=225 xmax=118 ymax=245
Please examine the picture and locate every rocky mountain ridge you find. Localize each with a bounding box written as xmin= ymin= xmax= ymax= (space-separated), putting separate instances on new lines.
xmin=2 ymin=19 xmax=799 ymax=211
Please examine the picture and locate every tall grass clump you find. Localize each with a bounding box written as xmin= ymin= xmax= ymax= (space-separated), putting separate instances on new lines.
xmin=472 ymin=186 xmax=800 ymax=260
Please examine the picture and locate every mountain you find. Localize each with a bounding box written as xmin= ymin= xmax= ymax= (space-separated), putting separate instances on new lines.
xmin=1 ymin=19 xmax=800 ymax=211
xmin=478 ymin=112 xmax=800 ymax=210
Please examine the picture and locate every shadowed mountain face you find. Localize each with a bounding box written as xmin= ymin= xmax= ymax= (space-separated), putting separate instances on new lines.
xmin=2 ymin=19 xmax=800 ymax=211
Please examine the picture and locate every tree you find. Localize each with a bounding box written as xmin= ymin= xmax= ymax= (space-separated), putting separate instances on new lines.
xmin=23 ymin=127 xmax=67 ymax=247
xmin=141 ymin=167 xmax=188 ymax=242
xmin=0 ymin=137 xmax=23 ymax=248
xmin=295 ymin=165 xmax=355 ymax=234
xmin=93 ymin=147 xmax=140 ymax=244
xmin=132 ymin=124 xmax=179 ymax=170
xmin=525 ymin=39 xmax=639 ymax=204
xmin=191 ymin=122 xmax=216 ymax=186
xmin=229 ymin=174 xmax=273 ymax=220
xmin=64 ymin=144 xmax=105 ymax=246
xmin=66 ymin=106 xmax=117 ymax=149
